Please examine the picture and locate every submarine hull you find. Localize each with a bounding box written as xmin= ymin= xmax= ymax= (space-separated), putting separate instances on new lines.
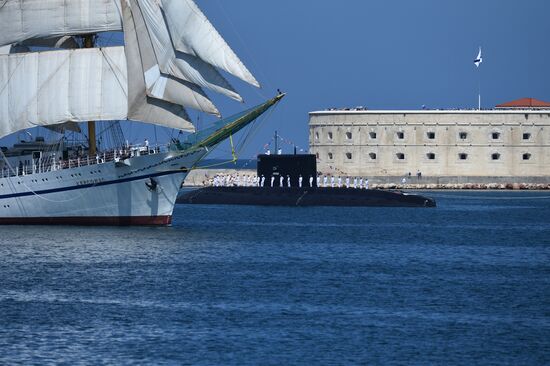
xmin=177 ymin=187 xmax=436 ymax=207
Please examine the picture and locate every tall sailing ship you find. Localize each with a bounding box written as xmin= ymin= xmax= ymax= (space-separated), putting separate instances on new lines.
xmin=0 ymin=0 xmax=284 ymax=225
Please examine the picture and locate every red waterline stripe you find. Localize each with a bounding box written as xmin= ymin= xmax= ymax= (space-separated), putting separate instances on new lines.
xmin=0 ymin=215 xmax=172 ymax=226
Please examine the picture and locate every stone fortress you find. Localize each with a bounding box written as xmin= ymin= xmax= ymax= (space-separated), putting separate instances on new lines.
xmin=309 ymin=98 xmax=550 ymax=187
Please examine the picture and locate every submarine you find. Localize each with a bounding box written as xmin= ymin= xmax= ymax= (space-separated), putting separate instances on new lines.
xmin=177 ymin=153 xmax=436 ymax=207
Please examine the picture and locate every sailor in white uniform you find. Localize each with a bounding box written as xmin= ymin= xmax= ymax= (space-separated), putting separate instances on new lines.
xmin=345 ymin=176 xmax=350 ymax=188
xmin=287 ymin=175 xmax=291 ymax=187
xmin=271 ymin=176 xmax=275 ymax=187
xmin=299 ymin=175 xmax=303 ymax=188
xmin=279 ymin=176 xmax=284 ymax=187
xmin=337 ymin=176 xmax=342 ymax=188
xmin=353 ymin=177 xmax=358 ymax=189
xmin=359 ymin=177 xmax=364 ymax=189
xmin=311 ymin=175 xmax=315 ymax=188
xmin=323 ymin=176 xmax=328 ymax=188
xmin=260 ymin=175 xmax=265 ymax=187
xmin=365 ymin=178 xmax=369 ymax=189
xmin=330 ymin=176 xmax=335 ymax=188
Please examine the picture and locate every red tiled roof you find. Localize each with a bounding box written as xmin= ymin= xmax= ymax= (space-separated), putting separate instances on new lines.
xmin=496 ymin=98 xmax=550 ymax=108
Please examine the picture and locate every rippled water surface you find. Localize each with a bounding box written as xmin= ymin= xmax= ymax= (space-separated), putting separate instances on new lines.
xmin=1 ymin=191 xmax=549 ymax=365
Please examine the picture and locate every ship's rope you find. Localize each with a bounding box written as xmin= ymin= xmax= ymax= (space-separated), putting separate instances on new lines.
xmin=239 ymin=101 xmax=280 ymax=152
xmin=193 ymin=100 xmax=281 ymax=169
xmin=214 ymin=0 xmax=273 ymax=99
xmin=193 ymin=133 xmax=239 ymax=169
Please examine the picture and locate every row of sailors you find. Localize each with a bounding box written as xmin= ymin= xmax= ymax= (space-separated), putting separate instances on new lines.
xmin=211 ymin=174 xmax=370 ymax=189
xmin=320 ymin=176 xmax=370 ymax=189
xmin=212 ymin=174 xmax=261 ymax=187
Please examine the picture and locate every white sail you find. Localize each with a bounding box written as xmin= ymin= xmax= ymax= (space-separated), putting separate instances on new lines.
xmin=0 ymin=47 xmax=126 ymax=139
xmin=44 ymin=122 xmax=82 ymax=134
xmin=0 ymin=0 xmax=122 ymax=47
xmin=0 ymin=0 xmax=260 ymax=90
xmin=135 ymin=0 xmax=243 ymax=102
xmin=128 ymin=0 xmax=220 ymax=115
xmin=122 ymin=0 xmax=194 ymax=132
xmin=0 ymin=46 xmax=194 ymax=139
xmin=161 ymin=0 xmax=260 ymax=88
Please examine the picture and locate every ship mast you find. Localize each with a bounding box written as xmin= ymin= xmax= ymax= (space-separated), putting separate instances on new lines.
xmin=83 ymin=34 xmax=97 ymax=156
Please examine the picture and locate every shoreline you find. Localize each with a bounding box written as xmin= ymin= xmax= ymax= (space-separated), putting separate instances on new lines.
xmin=369 ymin=183 xmax=550 ymax=190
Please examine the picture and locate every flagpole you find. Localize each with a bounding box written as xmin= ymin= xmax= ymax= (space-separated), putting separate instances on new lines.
xmin=474 ymin=46 xmax=482 ymax=110
xmin=478 ymin=69 xmax=481 ymax=110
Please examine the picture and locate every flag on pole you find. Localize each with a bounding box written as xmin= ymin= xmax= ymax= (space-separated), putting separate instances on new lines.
xmin=474 ymin=47 xmax=483 ymax=67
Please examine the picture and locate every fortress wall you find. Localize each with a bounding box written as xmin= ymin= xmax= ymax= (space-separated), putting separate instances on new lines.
xmin=309 ymin=110 xmax=550 ymax=178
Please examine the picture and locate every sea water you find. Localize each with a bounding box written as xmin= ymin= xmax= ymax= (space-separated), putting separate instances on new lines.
xmin=0 ymin=191 xmax=549 ymax=365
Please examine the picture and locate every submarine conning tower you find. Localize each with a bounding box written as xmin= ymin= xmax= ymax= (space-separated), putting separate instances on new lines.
xmin=257 ymin=153 xmax=317 ymax=188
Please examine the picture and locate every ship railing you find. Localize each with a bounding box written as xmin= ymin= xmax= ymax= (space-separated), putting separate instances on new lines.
xmin=0 ymin=143 xmax=168 ymax=179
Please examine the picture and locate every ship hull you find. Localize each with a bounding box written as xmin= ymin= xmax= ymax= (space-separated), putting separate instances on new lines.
xmin=0 ymin=148 xmax=208 ymax=226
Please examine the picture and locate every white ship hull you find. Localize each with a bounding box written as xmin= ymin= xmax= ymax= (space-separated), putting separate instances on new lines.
xmin=0 ymin=147 xmax=208 ymax=225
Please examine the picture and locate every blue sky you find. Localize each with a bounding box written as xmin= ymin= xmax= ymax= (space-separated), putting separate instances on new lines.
xmin=192 ymin=0 xmax=550 ymax=157
xmin=10 ymin=0 xmax=550 ymax=161
xmin=193 ymin=0 xmax=550 ymax=159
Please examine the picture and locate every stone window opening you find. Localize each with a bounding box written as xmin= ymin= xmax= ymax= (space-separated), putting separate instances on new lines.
xmin=328 ymin=152 xmax=333 ymax=160
xmin=369 ymin=132 xmax=377 ymax=139
xmin=459 ymin=132 xmax=468 ymax=140
xmin=346 ymin=152 xmax=353 ymax=160
xmin=459 ymin=153 xmax=468 ymax=160
xmin=426 ymin=153 xmax=436 ymax=160
xmin=522 ymin=133 xmax=531 ymax=140
xmin=346 ymin=132 xmax=352 ymax=140
xmin=522 ymin=153 xmax=531 ymax=160
xmin=491 ymin=153 xmax=501 ymax=161
xmin=315 ymin=131 xmax=319 ymax=141
xmin=396 ymin=152 xmax=405 ymax=160
xmin=427 ymin=132 xmax=436 ymax=139
xmin=397 ymin=131 xmax=405 ymax=140
xmin=369 ymin=152 xmax=377 ymax=160
xmin=328 ymin=132 xmax=333 ymax=141
xmin=491 ymin=132 xmax=501 ymax=140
